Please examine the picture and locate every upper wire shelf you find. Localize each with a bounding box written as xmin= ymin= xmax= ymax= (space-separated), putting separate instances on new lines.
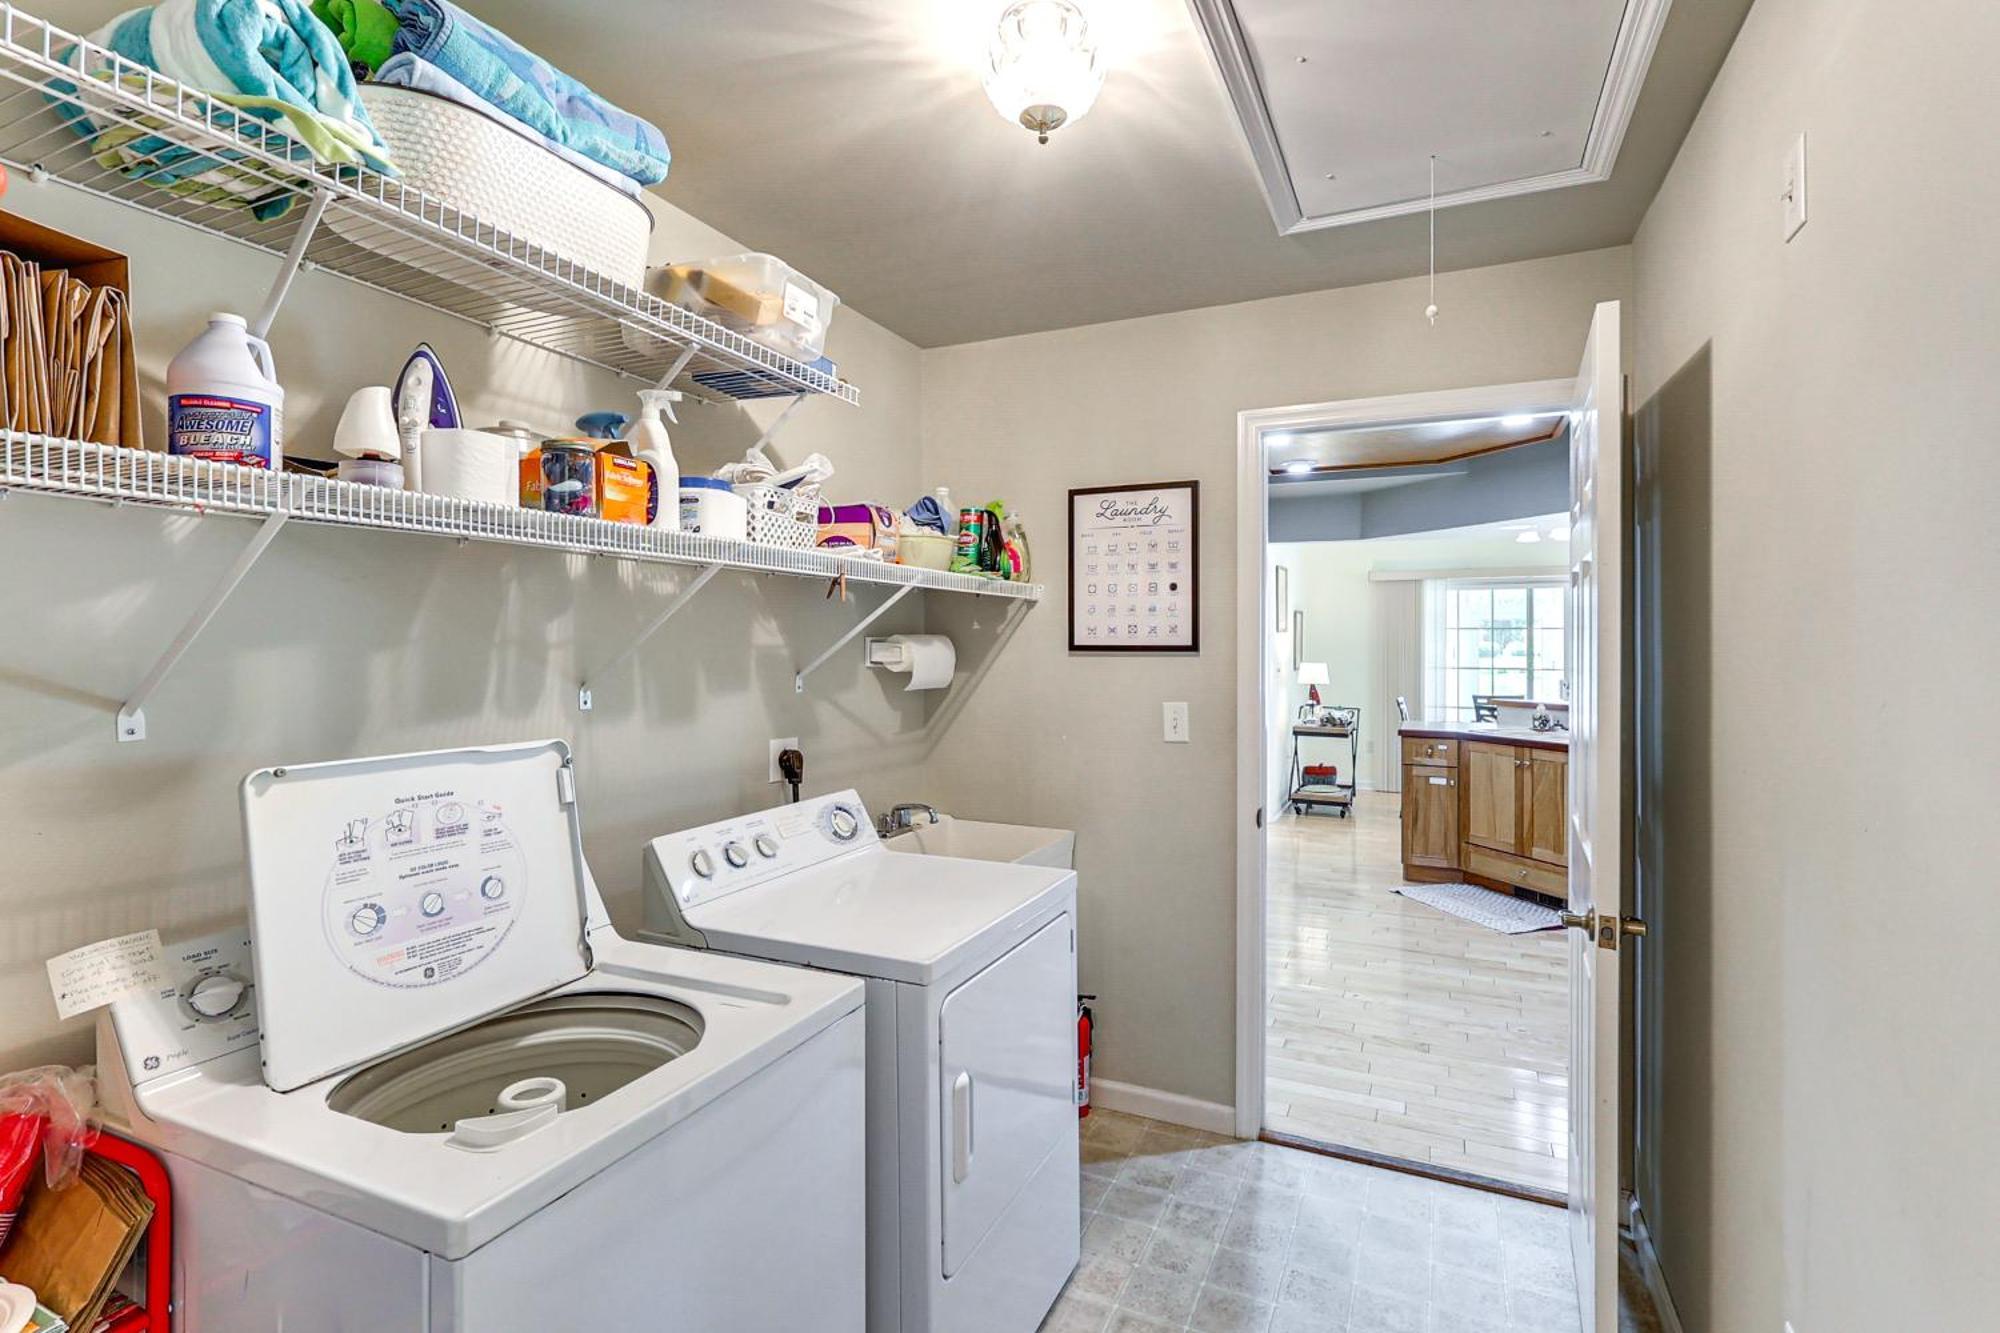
xmin=0 ymin=2 xmax=858 ymax=404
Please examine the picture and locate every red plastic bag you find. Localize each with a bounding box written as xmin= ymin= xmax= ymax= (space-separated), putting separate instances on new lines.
xmin=0 ymin=1065 xmax=97 ymax=1245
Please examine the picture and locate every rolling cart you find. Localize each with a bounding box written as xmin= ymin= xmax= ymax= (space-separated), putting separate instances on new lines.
xmin=1289 ymin=709 xmax=1360 ymax=817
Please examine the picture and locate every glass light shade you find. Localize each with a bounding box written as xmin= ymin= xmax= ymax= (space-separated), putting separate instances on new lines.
xmin=983 ymin=0 xmax=1107 ymax=144
xmin=1297 ymin=662 xmax=1331 ymax=686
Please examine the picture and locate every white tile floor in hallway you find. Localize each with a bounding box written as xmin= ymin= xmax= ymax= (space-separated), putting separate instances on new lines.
xmin=1045 ymin=1109 xmax=1591 ymax=1333
xmin=1265 ymin=796 xmax=1570 ymax=1192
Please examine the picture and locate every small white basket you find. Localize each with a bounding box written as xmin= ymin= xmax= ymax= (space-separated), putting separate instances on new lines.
xmin=339 ymin=84 xmax=653 ymax=288
xmin=737 ymin=481 xmax=820 ymax=550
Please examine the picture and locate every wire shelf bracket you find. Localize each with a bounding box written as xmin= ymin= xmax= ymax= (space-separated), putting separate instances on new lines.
xmin=116 ymin=510 xmax=287 ymax=741
xmin=577 ymin=561 xmax=723 ymax=711
xmin=795 ymin=583 xmax=916 ymax=694
xmin=249 ymin=185 xmax=329 ymax=338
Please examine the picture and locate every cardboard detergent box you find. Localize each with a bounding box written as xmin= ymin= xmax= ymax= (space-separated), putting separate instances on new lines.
xmin=0 ymin=209 xmax=144 ymax=449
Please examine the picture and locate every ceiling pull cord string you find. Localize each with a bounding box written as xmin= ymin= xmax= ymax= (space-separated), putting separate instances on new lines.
xmin=1425 ymin=154 xmax=1440 ymax=326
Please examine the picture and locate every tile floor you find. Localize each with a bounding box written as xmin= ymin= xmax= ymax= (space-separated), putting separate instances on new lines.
xmin=1045 ymin=1109 xmax=1601 ymax=1333
xmin=1266 ymin=797 xmax=1570 ymax=1192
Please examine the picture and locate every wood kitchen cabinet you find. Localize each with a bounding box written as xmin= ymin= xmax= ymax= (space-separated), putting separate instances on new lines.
xmin=1401 ymin=763 xmax=1459 ymax=869
xmin=1400 ymin=727 xmax=1569 ymax=897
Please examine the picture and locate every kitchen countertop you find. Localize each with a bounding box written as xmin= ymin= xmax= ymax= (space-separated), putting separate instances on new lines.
xmin=1399 ymin=720 xmax=1571 ymax=751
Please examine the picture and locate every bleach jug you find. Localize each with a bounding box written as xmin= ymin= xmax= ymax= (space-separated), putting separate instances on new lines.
xmin=167 ymin=313 xmax=284 ymax=469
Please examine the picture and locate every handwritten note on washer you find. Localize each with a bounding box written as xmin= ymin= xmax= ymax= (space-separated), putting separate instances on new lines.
xmin=46 ymin=930 xmax=164 ymax=1021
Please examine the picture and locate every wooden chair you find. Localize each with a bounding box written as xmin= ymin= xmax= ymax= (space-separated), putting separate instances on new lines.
xmin=1472 ymin=694 xmax=1522 ymax=723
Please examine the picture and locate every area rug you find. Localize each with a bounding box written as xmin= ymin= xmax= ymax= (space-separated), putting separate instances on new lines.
xmin=1393 ymin=882 xmax=1563 ymax=934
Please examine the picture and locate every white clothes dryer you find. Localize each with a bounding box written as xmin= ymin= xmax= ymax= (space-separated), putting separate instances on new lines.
xmin=641 ymin=791 xmax=1080 ymax=1333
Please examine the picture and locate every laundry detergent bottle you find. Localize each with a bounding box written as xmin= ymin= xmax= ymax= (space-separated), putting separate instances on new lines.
xmin=626 ymin=388 xmax=682 ymax=529
xmin=167 ymin=313 xmax=284 ymax=469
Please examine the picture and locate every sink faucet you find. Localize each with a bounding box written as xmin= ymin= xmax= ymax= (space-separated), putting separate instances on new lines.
xmin=877 ymin=803 xmax=941 ymax=838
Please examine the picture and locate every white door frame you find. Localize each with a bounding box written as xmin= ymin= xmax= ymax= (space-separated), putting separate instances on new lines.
xmin=1233 ymin=377 xmax=1578 ymax=1139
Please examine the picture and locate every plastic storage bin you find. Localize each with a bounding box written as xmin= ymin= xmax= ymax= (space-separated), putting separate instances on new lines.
xmin=650 ymin=254 xmax=839 ymax=361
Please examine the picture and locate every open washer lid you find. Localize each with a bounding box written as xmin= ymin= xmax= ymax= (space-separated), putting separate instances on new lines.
xmin=243 ymin=741 xmax=595 ymax=1092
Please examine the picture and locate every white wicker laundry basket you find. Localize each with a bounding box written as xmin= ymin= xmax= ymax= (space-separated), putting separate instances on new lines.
xmin=335 ymin=84 xmax=652 ymax=289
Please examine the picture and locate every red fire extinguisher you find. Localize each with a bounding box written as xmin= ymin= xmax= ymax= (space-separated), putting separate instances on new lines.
xmin=1076 ymin=996 xmax=1095 ymax=1118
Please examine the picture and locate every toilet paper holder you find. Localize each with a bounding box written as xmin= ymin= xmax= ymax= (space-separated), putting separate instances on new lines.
xmin=864 ymin=635 xmax=956 ymax=691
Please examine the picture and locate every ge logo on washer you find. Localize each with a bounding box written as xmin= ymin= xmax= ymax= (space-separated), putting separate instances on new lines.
xmin=319 ymin=795 xmax=528 ymax=988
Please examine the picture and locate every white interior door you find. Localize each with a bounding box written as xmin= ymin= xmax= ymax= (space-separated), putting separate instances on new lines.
xmin=1565 ymin=300 xmax=1625 ymax=1333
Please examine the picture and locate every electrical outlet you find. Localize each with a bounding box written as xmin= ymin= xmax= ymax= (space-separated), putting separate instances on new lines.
xmin=1162 ymin=702 xmax=1190 ymax=743
xmin=1782 ymin=132 xmax=1808 ymax=241
xmin=769 ymin=738 xmax=799 ymax=783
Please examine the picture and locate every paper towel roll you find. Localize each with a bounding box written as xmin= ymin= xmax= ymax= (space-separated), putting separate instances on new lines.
xmin=420 ymin=427 xmax=515 ymax=505
xmin=880 ymin=634 xmax=956 ymax=691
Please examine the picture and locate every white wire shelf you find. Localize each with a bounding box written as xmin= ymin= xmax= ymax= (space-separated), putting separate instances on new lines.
xmin=0 ymin=2 xmax=857 ymax=404
xmin=0 ymin=432 xmax=1042 ymax=601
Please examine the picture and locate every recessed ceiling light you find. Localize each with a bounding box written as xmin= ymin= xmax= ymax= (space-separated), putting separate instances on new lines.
xmin=1501 ymin=414 xmax=1537 ymax=429
xmin=1515 ymin=531 xmax=1543 ymax=544
xmin=1282 ymin=460 xmax=1315 ymax=475
xmin=1549 ymin=523 xmax=1571 ymax=541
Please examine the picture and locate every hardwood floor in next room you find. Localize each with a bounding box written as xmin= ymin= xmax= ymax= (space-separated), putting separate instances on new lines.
xmin=1266 ymin=794 xmax=1570 ymax=1193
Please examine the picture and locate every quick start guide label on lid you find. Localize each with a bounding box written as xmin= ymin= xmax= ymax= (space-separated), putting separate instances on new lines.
xmin=322 ymin=786 xmax=526 ymax=988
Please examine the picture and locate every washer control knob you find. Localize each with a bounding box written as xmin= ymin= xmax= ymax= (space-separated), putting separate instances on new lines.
xmin=186 ymin=973 xmax=245 ymax=1019
xmin=723 ymin=841 xmax=751 ymax=869
xmin=421 ymin=891 xmax=446 ymax=918
xmin=479 ymin=875 xmax=506 ymax=900
xmin=690 ymin=849 xmax=716 ymax=880
xmin=754 ymin=834 xmax=780 ymax=859
xmin=825 ymin=805 xmax=861 ymax=842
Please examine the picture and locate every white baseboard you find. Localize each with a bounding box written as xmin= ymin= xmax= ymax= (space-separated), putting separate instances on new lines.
xmin=1091 ymin=1078 xmax=1238 ymax=1137
xmin=1628 ymin=1198 xmax=1686 ymax=1333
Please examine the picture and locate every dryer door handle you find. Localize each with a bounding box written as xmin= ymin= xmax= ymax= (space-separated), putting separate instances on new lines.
xmin=951 ymin=1070 xmax=975 ymax=1183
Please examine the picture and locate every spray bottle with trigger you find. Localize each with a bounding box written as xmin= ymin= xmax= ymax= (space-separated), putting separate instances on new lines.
xmin=626 ymin=388 xmax=683 ymax=530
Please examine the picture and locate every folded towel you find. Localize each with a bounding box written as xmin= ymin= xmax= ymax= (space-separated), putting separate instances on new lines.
xmin=56 ymin=0 xmax=394 ymax=181
xmin=311 ymin=0 xmax=398 ymax=75
xmin=373 ymin=53 xmax=641 ymax=199
xmin=380 ymin=0 xmax=668 ymax=186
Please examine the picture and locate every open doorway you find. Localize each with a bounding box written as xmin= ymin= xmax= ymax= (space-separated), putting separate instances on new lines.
xmin=1265 ymin=510 xmax=1573 ymax=1196
xmin=1234 ymin=309 xmax=1633 ymax=1331
xmin=1256 ymin=398 xmax=1578 ymax=1198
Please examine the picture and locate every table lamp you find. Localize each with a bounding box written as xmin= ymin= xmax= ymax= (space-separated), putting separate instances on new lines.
xmin=1298 ymin=661 xmax=1329 ymax=709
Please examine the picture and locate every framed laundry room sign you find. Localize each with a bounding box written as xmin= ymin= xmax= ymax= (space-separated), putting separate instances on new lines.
xmin=1068 ymin=480 xmax=1199 ymax=652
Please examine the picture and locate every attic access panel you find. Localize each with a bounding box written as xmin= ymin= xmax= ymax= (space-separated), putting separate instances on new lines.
xmin=1188 ymin=0 xmax=1672 ymax=233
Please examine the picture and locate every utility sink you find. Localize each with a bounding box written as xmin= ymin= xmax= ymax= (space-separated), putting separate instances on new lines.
xmin=881 ymin=817 xmax=1075 ymax=870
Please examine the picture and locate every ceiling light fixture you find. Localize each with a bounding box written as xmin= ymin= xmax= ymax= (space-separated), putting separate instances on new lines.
xmin=1550 ymin=522 xmax=1571 ymax=541
xmin=1501 ymin=414 xmax=1537 ymax=428
xmin=983 ymin=0 xmax=1106 ymax=145
xmin=1282 ymin=460 xmax=1315 ymax=475
xmin=1515 ymin=531 xmax=1543 ymax=544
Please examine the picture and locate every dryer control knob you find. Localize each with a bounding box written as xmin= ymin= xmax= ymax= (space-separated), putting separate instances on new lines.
xmin=186 ymin=973 xmax=245 ymax=1019
xmin=723 ymin=841 xmax=750 ymax=869
xmin=690 ymin=849 xmax=716 ymax=879
xmin=754 ymin=834 xmax=780 ymax=859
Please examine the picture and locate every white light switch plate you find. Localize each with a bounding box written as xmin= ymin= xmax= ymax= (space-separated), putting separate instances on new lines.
xmin=769 ymin=737 xmax=799 ymax=783
xmin=1783 ymin=133 xmax=1808 ymax=241
xmin=1163 ymin=702 xmax=1189 ymax=743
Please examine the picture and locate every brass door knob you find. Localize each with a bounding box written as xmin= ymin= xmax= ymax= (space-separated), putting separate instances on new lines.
xmin=1620 ymin=916 xmax=1650 ymax=938
xmin=1559 ymin=910 xmax=1595 ymax=932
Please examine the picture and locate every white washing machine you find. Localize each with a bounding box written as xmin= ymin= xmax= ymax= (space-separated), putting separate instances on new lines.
xmin=94 ymin=742 xmax=868 ymax=1333
xmin=640 ymin=792 xmax=1080 ymax=1333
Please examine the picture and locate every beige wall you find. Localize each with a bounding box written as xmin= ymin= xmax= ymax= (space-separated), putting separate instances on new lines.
xmin=919 ymin=247 xmax=1631 ymax=1106
xmin=0 ymin=170 xmax=929 ymax=1068
xmin=1630 ymin=0 xmax=2000 ymax=1328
